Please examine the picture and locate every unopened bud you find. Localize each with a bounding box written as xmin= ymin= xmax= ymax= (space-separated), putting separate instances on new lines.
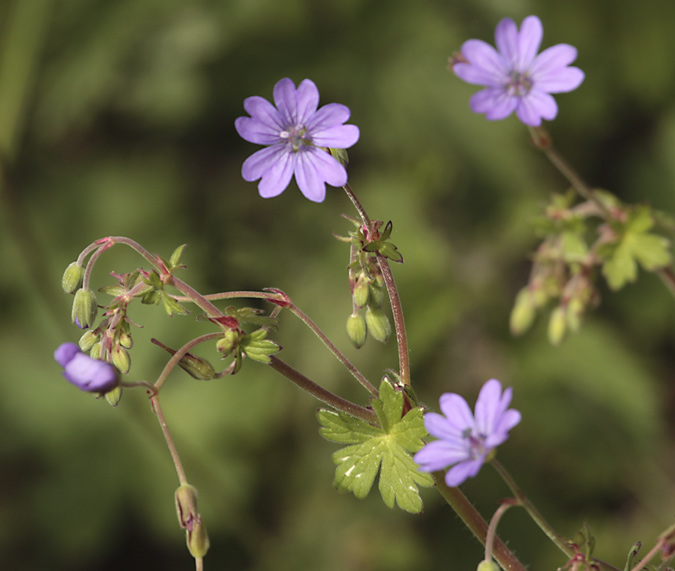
xmin=175 ymin=484 xmax=210 ymax=559
xmin=566 ymin=298 xmax=584 ymax=332
xmin=346 ymin=313 xmax=367 ymax=348
xmin=187 ymin=517 xmax=210 ymax=559
xmin=352 ymin=274 xmax=370 ymax=308
xmin=62 ymin=262 xmax=84 ymax=294
xmin=365 ymin=306 xmax=391 ymax=343
xmin=178 ymin=353 xmax=216 ymax=381
xmin=216 ymin=328 xmax=241 ymax=357
xmin=477 ymin=560 xmax=499 ymax=571
xmin=89 ymin=341 xmax=103 ymax=360
xmin=369 ymin=277 xmax=386 ymax=308
xmin=509 ymin=289 xmax=536 ymax=336
xmin=104 ymin=385 xmax=123 ymax=407
xmin=548 ymin=305 xmax=567 ymax=346
xmin=78 ymin=330 xmax=99 ymax=352
xmin=118 ymin=333 xmax=133 ymax=349
xmin=71 ymin=288 xmax=98 ymax=329
xmin=112 ymin=346 xmax=131 ymax=374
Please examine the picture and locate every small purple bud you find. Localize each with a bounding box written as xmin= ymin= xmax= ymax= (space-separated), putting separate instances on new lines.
xmin=54 ymin=342 xmax=80 ymax=367
xmin=54 ymin=343 xmax=119 ymax=393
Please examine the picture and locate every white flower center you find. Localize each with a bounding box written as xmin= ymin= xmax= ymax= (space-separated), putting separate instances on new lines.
xmin=506 ymin=71 xmax=533 ymax=96
xmin=462 ymin=427 xmax=487 ymax=460
xmin=280 ymin=124 xmax=312 ymax=152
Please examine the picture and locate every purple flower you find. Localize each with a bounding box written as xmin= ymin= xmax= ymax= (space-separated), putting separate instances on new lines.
xmin=414 ymin=379 xmax=521 ymax=487
xmin=54 ymin=342 xmax=119 ymax=393
xmin=235 ymin=78 xmax=360 ymax=203
xmin=453 ymin=15 xmax=584 ymax=126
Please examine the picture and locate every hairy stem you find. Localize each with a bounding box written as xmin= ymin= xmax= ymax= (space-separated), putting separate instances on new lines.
xmin=268 ymin=356 xmax=377 ymax=424
xmin=151 ymin=394 xmax=188 ymax=486
xmin=433 ymin=472 xmax=528 ymax=571
xmin=376 ymin=253 xmax=411 ymax=386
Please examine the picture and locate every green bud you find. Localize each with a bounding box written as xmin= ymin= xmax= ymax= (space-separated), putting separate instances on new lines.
xmin=175 ymin=484 xmax=210 ymax=559
xmin=509 ymin=289 xmax=536 ymax=335
xmin=178 ymin=353 xmax=216 ymax=380
xmin=71 ymin=288 xmax=98 ymax=329
xmin=118 ymin=333 xmax=133 ymax=349
xmin=368 ymin=277 xmax=386 ymax=308
xmin=365 ymin=306 xmax=391 ymax=343
xmin=187 ymin=518 xmax=210 ymax=559
xmin=104 ymin=385 xmax=123 ymax=407
xmin=89 ymin=341 xmax=103 ymax=360
xmin=352 ymin=274 xmax=370 ymax=308
xmin=216 ymin=328 xmax=241 ymax=357
xmin=476 ymin=560 xmax=499 ymax=571
xmin=78 ymin=330 xmax=99 ymax=352
xmin=61 ymin=262 xmax=84 ymax=294
xmin=566 ymin=298 xmax=584 ymax=332
xmin=346 ymin=313 xmax=367 ymax=348
xmin=548 ymin=305 xmax=567 ymax=346
xmin=111 ymin=346 xmax=131 ymax=374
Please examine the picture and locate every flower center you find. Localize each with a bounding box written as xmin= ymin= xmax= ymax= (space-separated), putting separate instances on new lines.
xmin=280 ymin=124 xmax=312 ymax=152
xmin=462 ymin=428 xmax=487 ymax=460
xmin=506 ymin=71 xmax=533 ymax=96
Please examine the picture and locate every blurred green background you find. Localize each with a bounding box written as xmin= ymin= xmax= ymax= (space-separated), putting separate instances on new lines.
xmin=2 ymin=0 xmax=675 ymax=569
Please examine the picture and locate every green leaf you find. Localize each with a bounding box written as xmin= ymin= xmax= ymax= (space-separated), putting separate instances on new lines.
xmin=317 ymin=380 xmax=433 ymax=513
xmin=601 ymin=205 xmax=671 ymax=290
xmin=169 ymin=243 xmax=188 ymax=268
xmin=161 ymin=292 xmax=189 ymax=316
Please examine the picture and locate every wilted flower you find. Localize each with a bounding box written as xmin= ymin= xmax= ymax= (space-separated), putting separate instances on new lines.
xmin=452 ymin=15 xmax=584 ymax=126
xmin=54 ymin=342 xmax=119 ymax=393
xmin=414 ymin=379 xmax=521 ymax=486
xmin=235 ymin=78 xmax=360 ymax=202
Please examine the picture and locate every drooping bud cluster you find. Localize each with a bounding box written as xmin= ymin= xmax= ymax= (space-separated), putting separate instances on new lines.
xmin=510 ymin=190 xmax=672 ymax=345
xmin=339 ymin=218 xmax=403 ymax=348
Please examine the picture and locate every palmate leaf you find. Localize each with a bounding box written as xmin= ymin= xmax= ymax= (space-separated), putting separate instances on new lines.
xmin=600 ymin=206 xmax=672 ymax=290
xmin=317 ymin=380 xmax=433 ymax=513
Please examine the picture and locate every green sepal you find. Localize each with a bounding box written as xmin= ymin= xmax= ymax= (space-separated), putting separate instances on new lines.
xmin=223 ymin=306 xmax=278 ymax=329
xmin=161 ymin=292 xmax=189 ymax=316
xmin=240 ymin=328 xmax=280 ymax=364
xmin=317 ymin=379 xmax=433 ymax=513
xmin=169 ymin=244 xmax=188 ymax=269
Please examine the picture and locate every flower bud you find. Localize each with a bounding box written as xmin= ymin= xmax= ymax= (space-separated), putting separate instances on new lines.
xmin=61 ymin=262 xmax=84 ymax=294
xmin=187 ymin=518 xmax=210 ymax=559
xmin=89 ymin=341 xmax=103 ymax=360
xmin=104 ymin=385 xmax=123 ymax=407
xmin=477 ymin=560 xmax=499 ymax=571
xmin=365 ymin=306 xmax=391 ymax=343
xmin=509 ymin=289 xmax=535 ymax=336
xmin=71 ymin=288 xmax=98 ymax=329
xmin=216 ymin=328 xmax=241 ymax=357
xmin=54 ymin=343 xmax=119 ymax=393
xmin=178 ymin=353 xmax=216 ymax=381
xmin=175 ymin=484 xmax=210 ymax=559
xmin=368 ymin=278 xmax=386 ymax=308
xmin=346 ymin=313 xmax=367 ymax=348
xmin=78 ymin=330 xmax=99 ymax=352
xmin=118 ymin=333 xmax=133 ymax=349
xmin=548 ymin=305 xmax=566 ymax=346
xmin=352 ymin=274 xmax=370 ymax=308
xmin=112 ymin=346 xmax=131 ymax=374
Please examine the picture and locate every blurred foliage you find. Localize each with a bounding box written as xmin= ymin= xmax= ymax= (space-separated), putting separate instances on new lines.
xmin=2 ymin=0 xmax=675 ymax=569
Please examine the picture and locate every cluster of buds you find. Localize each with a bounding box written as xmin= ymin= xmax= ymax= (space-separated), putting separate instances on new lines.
xmin=510 ymin=192 xmax=600 ymax=345
xmin=339 ymin=219 xmax=402 ymax=348
xmin=510 ymin=189 xmax=672 ymax=345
